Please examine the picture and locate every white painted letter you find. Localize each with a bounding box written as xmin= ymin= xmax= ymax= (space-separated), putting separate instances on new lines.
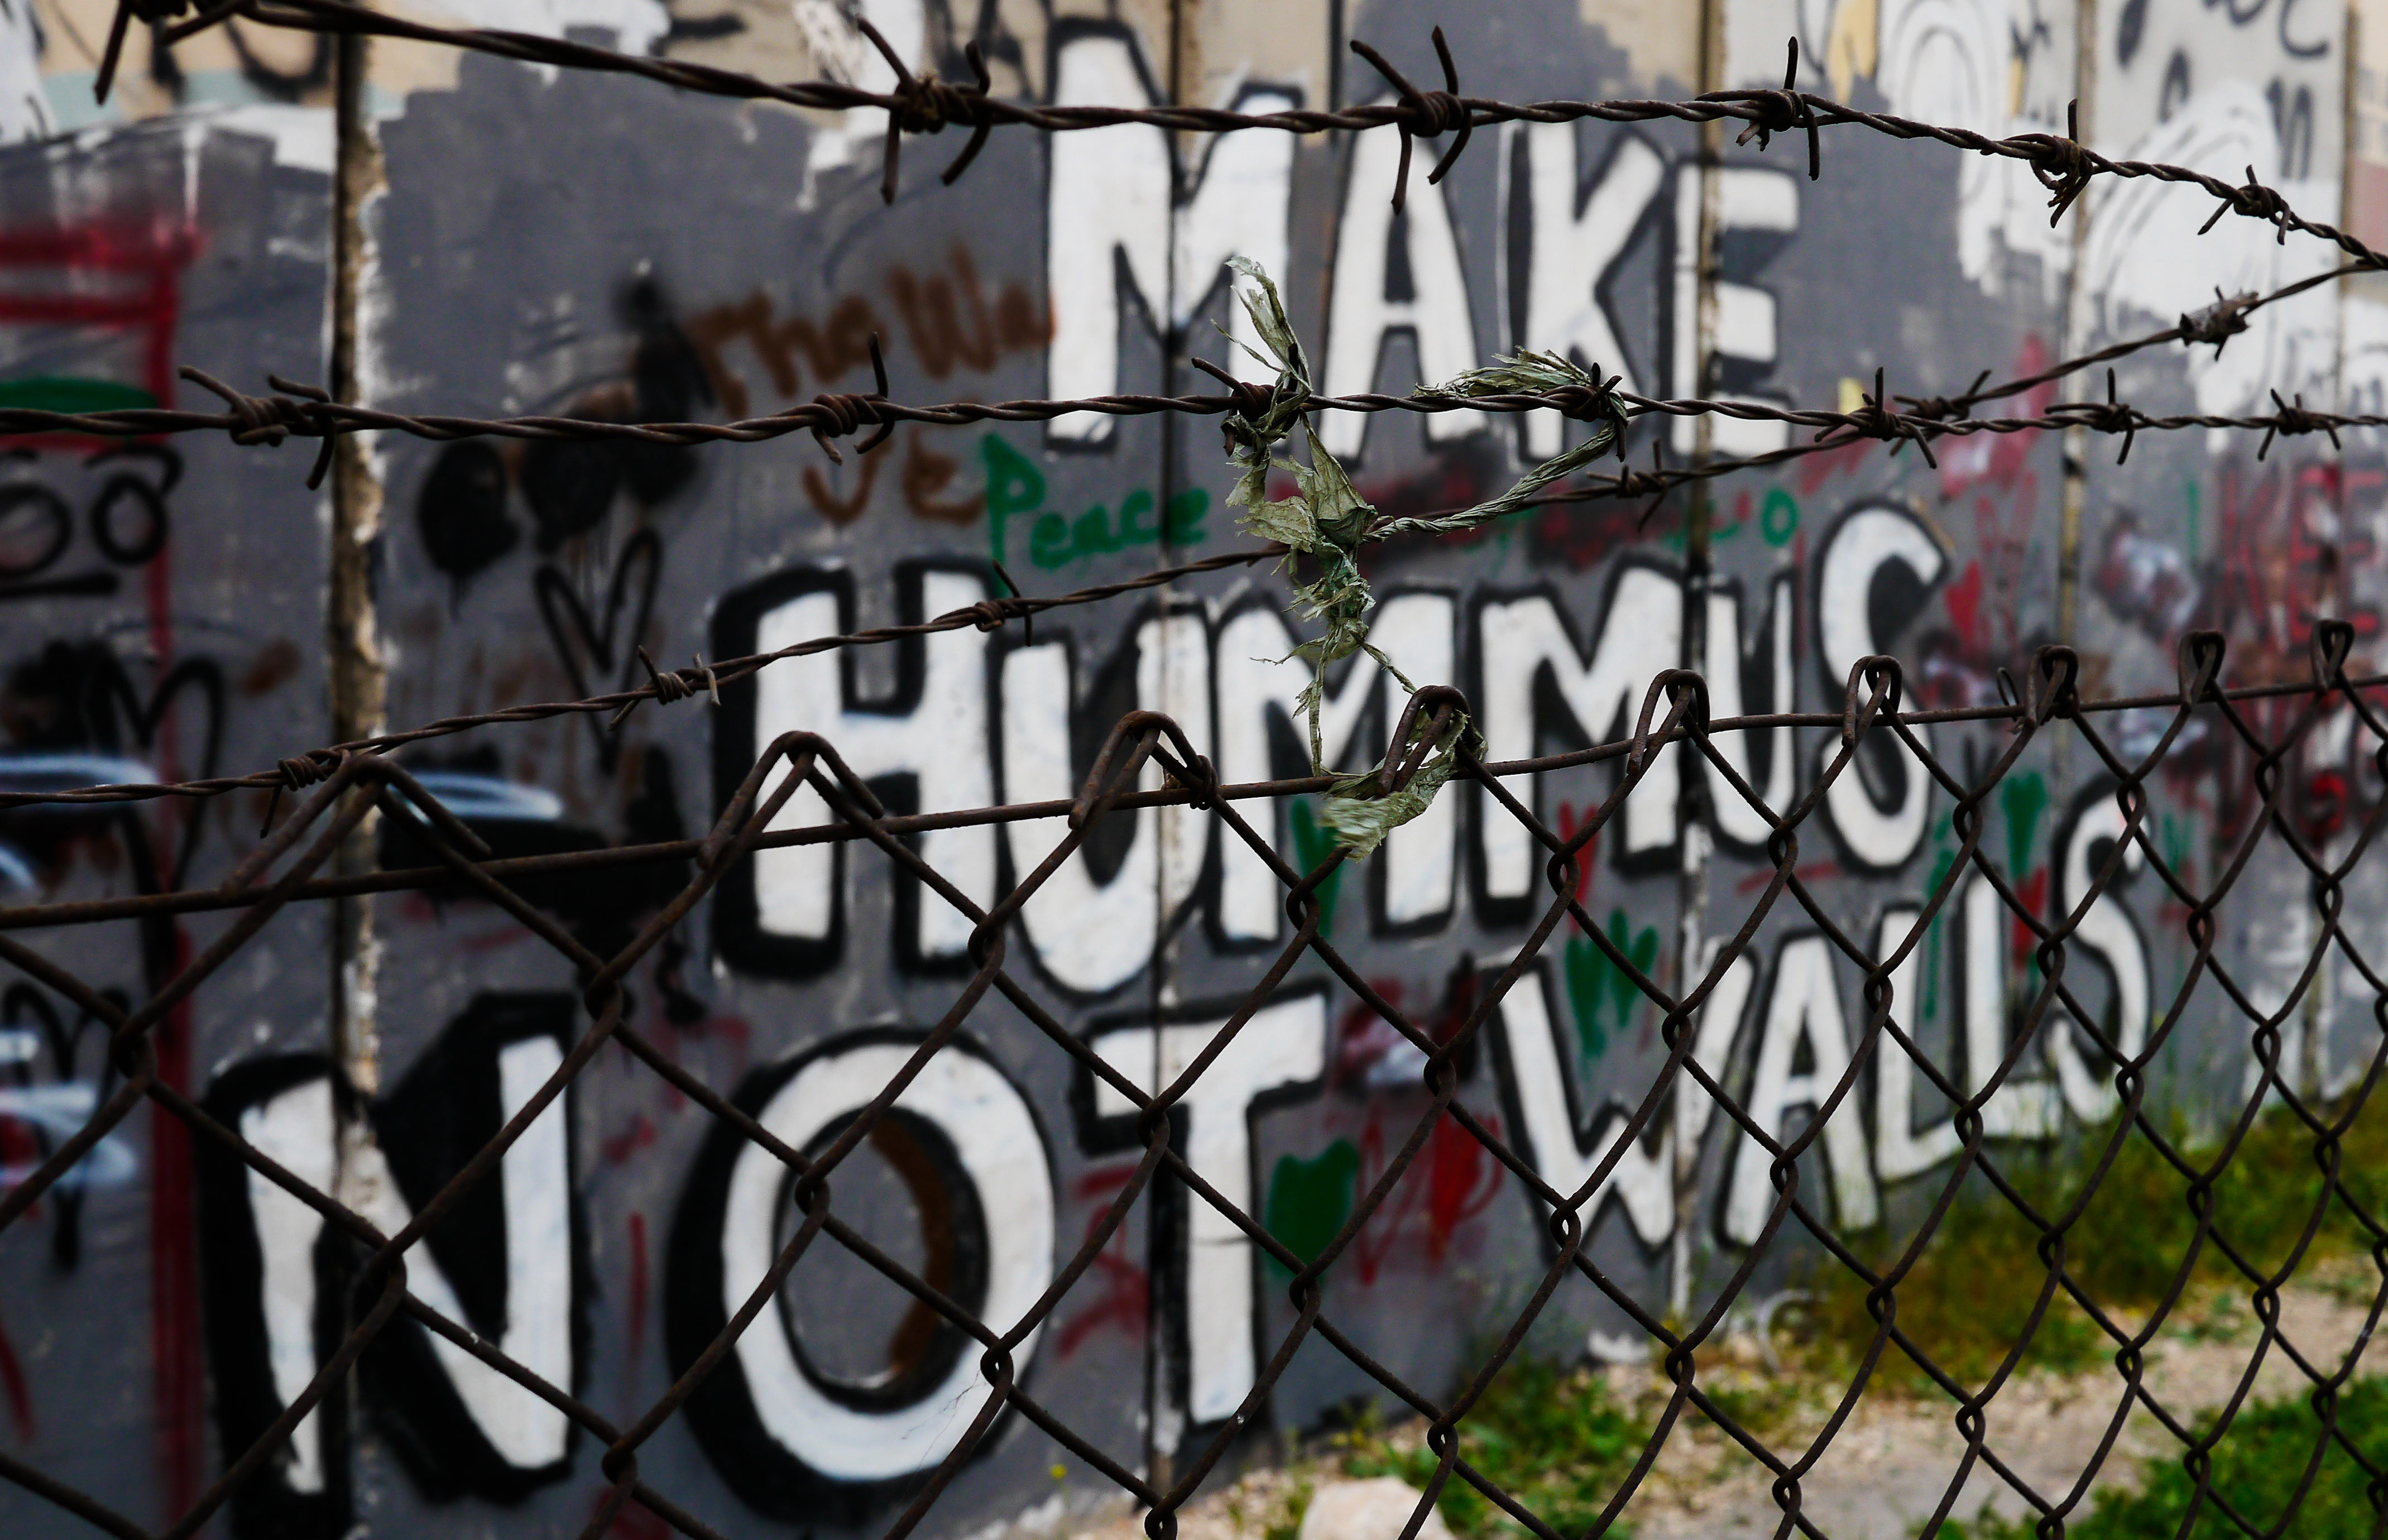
xmin=720 ymin=1040 xmax=1054 ymax=1481
xmin=1703 ymin=575 xmax=1799 ymax=846
xmin=1490 ymin=966 xmax=1677 ymax=1245
xmin=1088 ymin=995 xmax=1327 ymax=1423
xmin=1320 ymin=108 xmax=1484 ymax=459
xmin=1478 ymin=568 xmax=1684 ymax=898
xmin=1872 ymin=908 xmax=1962 ymax=1182
xmin=1724 ymin=935 xmax=1880 ymax=1244
xmin=1214 ymin=594 xmax=1457 ymax=938
xmin=1962 ymin=873 xmax=2063 ymax=1138
xmin=2049 ymin=793 xmax=2149 ymax=1123
xmin=1046 ymin=32 xmax=1294 ymax=441
xmin=1816 ymin=506 xmax=1944 ymax=870
xmin=241 ymin=1080 xmax=338 ymax=1494
xmin=1671 ymin=167 xmax=1798 ymax=454
xmin=1001 ymin=612 xmax=1211 ymax=994
xmin=750 ymin=570 xmax=995 ymax=962
xmin=1516 ymin=127 xmax=1665 ymax=456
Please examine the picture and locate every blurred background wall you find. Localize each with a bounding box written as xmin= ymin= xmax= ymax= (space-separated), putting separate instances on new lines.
xmin=0 ymin=2 xmax=2382 ymax=1535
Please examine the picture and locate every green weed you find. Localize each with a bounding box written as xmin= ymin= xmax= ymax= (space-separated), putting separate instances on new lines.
xmin=1339 ymin=1358 xmax=1641 ymax=1538
xmin=1800 ymin=1096 xmax=2388 ymax=1391
xmin=1260 ymin=1477 xmax=1313 ymax=1540
xmin=1951 ymin=1377 xmax=2388 ymax=1538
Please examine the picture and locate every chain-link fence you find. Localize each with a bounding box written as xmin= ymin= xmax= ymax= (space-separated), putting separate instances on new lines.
xmin=8 ymin=621 xmax=2388 ymax=1539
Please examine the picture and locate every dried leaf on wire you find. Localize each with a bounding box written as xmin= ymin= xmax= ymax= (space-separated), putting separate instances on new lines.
xmin=1374 ymin=351 xmax=1632 ymax=539
xmin=1321 ymin=707 xmax=1480 ymax=861
xmin=1220 ymin=256 xmax=1315 ymax=519
xmin=1220 ymin=262 xmax=1533 ymax=842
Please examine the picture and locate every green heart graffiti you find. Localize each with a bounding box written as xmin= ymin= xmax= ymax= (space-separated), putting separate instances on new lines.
xmin=1264 ymin=1138 xmax=1360 ymax=1274
xmin=1288 ymin=797 xmax=1345 ymax=934
xmin=1564 ymin=908 xmax=1660 ymax=1062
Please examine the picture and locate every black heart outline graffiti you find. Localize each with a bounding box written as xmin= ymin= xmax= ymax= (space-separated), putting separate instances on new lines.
xmin=532 ymin=526 xmax=663 ymax=767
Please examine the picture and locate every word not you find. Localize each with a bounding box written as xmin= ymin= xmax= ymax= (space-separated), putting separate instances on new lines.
xmin=200 ymin=865 xmax=2146 ymax=1521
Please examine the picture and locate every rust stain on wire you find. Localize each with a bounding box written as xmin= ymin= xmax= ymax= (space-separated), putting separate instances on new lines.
xmin=4 ymin=11 xmax=2386 ymax=1540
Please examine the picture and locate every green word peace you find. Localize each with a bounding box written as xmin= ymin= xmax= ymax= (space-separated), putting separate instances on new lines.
xmin=980 ymin=434 xmax=1207 ymax=572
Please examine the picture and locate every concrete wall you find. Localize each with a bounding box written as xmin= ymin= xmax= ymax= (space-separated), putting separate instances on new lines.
xmin=3 ymin=1 xmax=2387 ymax=1536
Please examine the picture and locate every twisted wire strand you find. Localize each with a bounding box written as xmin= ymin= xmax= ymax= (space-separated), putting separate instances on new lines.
xmin=102 ymin=0 xmax=2388 ymax=277
xmin=0 ymin=253 xmax=2360 ymax=815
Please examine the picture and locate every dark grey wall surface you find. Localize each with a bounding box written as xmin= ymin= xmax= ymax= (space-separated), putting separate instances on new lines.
xmin=3 ymin=0 xmax=2384 ymax=1534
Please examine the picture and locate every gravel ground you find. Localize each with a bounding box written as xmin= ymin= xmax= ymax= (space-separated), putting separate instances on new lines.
xmin=1047 ymin=1271 xmax=2382 ymax=1540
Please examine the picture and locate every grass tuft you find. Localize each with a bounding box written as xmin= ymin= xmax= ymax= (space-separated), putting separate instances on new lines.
xmin=1338 ymin=1357 xmax=1642 ymax=1538
xmin=1799 ymin=1096 xmax=2388 ymax=1390
xmin=1951 ymin=1377 xmax=2388 ymax=1538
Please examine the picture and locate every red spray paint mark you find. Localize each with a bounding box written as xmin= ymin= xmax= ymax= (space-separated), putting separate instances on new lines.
xmin=1423 ymin=1111 xmax=1502 ymax=1263
xmin=1943 ymin=562 xmax=1985 ymax=654
xmin=588 ymin=1485 xmax=673 ymax=1540
xmin=624 ymin=1212 xmax=649 ymax=1405
xmin=152 ymin=983 xmax=202 ymax=1518
xmin=1349 ymin=1107 xmax=1506 ymax=1284
xmin=0 ymin=1299 xmax=33 ymax=1439
xmin=0 ymin=222 xmax=196 ymax=450
xmin=1054 ymin=1165 xmax=1149 ymax=1359
xmin=0 ymin=1115 xmax=39 ymax=1219
xmin=2010 ymin=869 xmax=2049 ymax=963
xmin=602 ymin=1114 xmax=658 ymax=1165
xmin=1553 ymin=806 xmax=1599 ymax=922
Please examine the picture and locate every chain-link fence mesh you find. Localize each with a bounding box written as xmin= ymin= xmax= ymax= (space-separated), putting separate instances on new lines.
xmin=9 ymin=621 xmax=2388 ymax=1539
xmin=4 ymin=7 xmax=2388 ymax=1539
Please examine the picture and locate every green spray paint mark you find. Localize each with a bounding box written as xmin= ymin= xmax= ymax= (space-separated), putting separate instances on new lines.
xmin=1563 ymin=908 xmax=1660 ymax=1062
xmin=1265 ymin=1138 xmax=1360 ymax=1273
xmin=0 ymin=377 xmax=157 ymax=414
xmin=2161 ymin=813 xmax=2194 ymax=885
xmin=981 ymin=434 xmax=1045 ymax=565
xmin=1761 ymin=488 xmax=1800 ymax=547
xmin=981 ymin=430 xmax=1209 ymax=570
xmin=1025 ymin=488 xmax=1207 ymax=570
xmin=1921 ymin=812 xmax=1957 ymax=1022
xmin=2001 ymin=770 xmax=2047 ymax=880
xmin=1288 ymin=797 xmax=1344 ymax=935
xmin=1564 ymin=936 xmax=1609 ymax=1060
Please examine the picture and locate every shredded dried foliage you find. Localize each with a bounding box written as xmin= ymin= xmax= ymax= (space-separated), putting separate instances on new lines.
xmin=1219 ymin=262 xmax=1623 ymax=860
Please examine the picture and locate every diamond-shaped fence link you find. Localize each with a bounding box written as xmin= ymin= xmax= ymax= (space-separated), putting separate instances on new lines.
xmin=4 ymin=618 xmax=2387 ymax=1539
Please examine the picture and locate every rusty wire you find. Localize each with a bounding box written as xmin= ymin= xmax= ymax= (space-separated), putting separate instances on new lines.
xmin=5 ymin=10 xmax=2387 ymax=1540
xmin=0 ymin=248 xmax=2349 ymax=821
xmin=5 ymin=631 xmax=2388 ymax=1540
xmin=0 ymin=245 xmax=2344 ymax=522
xmin=88 ymin=0 xmax=2388 ymax=276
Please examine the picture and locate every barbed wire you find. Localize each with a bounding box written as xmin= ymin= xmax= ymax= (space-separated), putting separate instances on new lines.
xmin=0 ymin=296 xmax=2352 ymax=490
xmin=0 ymin=262 xmax=2351 ymax=813
xmin=92 ymin=2 xmax=2388 ymax=279
xmin=3 ymin=655 xmax=2382 ymax=932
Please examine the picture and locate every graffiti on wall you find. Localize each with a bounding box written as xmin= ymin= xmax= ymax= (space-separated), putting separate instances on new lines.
xmin=2 ymin=1 xmax=2382 ymax=1537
